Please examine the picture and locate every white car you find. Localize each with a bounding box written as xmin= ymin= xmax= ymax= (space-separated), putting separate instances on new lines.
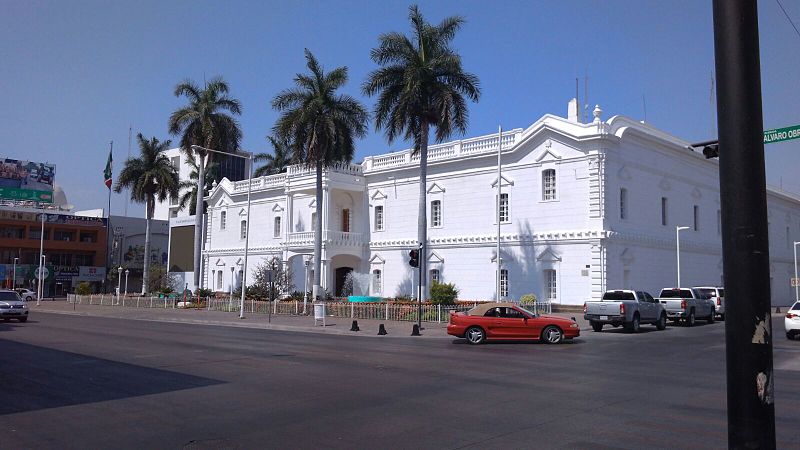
xmin=785 ymin=302 xmax=800 ymax=340
xmin=693 ymin=286 xmax=725 ymax=319
xmin=15 ymin=289 xmax=37 ymax=302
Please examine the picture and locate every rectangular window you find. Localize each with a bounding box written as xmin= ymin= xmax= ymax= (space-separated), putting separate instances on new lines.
xmin=498 ymin=193 xmax=509 ymax=223
xmin=431 ymin=200 xmax=441 ymax=227
xmin=620 ymin=188 xmax=628 ymax=220
xmin=372 ymin=269 xmax=382 ymax=294
xmin=171 ymin=156 xmax=180 ymax=169
xmin=430 ymin=269 xmax=440 ymax=285
xmin=374 ymin=206 xmax=384 ymax=231
xmin=274 ymin=216 xmax=281 ymax=238
xmin=342 ymin=209 xmax=350 ymax=232
xmin=500 ymin=269 xmax=508 ymax=298
xmin=240 ymin=220 xmax=247 ymax=240
xmin=170 ymin=209 xmax=178 ymax=218
xmin=212 ymin=270 xmax=216 ymax=290
xmin=717 ymin=209 xmax=721 ymax=235
xmin=542 ymin=169 xmax=556 ymax=200
xmin=693 ymin=205 xmax=699 ymax=231
xmin=220 ymin=211 xmax=226 ymax=230
xmin=661 ymin=197 xmax=668 ymax=226
xmin=544 ymin=269 xmax=557 ymax=301
xmin=217 ymin=271 xmax=223 ymax=290
xmin=311 ymin=212 xmax=317 ymax=231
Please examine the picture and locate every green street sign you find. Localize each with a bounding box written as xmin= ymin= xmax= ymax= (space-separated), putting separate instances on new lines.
xmin=764 ymin=124 xmax=800 ymax=144
xmin=0 ymin=187 xmax=53 ymax=203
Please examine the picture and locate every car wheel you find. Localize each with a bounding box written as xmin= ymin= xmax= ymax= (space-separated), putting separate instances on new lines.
xmin=26 ymin=296 xmax=33 ymax=301
xmin=656 ymin=313 xmax=667 ymax=330
xmin=590 ymin=321 xmax=603 ymax=332
xmin=624 ymin=314 xmax=641 ymax=333
xmin=719 ymin=313 xmax=725 ymax=321
xmin=465 ymin=326 xmax=486 ymax=345
xmin=707 ymin=309 xmax=715 ymax=324
xmin=18 ymin=316 xmax=27 ymax=323
xmin=787 ymin=332 xmax=793 ymax=340
xmin=541 ymin=325 xmax=564 ymax=344
xmin=685 ymin=310 xmax=695 ymax=327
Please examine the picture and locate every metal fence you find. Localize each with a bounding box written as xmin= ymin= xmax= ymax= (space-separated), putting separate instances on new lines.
xmin=66 ymin=294 xmax=552 ymax=323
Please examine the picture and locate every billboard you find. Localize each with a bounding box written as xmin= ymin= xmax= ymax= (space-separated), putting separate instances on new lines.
xmin=0 ymin=157 xmax=56 ymax=203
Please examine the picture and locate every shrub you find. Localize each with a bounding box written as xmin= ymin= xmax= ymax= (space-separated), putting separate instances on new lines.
xmin=430 ymin=281 xmax=459 ymax=305
xmin=519 ymin=293 xmax=538 ymax=305
xmin=161 ymin=286 xmax=174 ymax=295
xmin=75 ymin=282 xmax=91 ymax=295
xmin=288 ymin=291 xmax=306 ymax=301
xmin=195 ymin=288 xmax=214 ymax=299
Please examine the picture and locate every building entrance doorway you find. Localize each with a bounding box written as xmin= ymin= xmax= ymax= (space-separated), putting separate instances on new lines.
xmin=335 ymin=267 xmax=353 ymax=297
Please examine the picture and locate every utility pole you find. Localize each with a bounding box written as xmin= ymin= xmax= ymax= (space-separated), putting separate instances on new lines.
xmin=712 ymin=1 xmax=775 ymax=447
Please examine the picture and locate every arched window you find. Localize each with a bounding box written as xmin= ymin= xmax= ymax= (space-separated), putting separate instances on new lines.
xmin=542 ymin=169 xmax=556 ymax=200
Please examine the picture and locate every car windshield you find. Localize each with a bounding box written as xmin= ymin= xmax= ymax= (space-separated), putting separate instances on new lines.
xmin=515 ymin=305 xmax=537 ymax=317
xmin=0 ymin=292 xmax=22 ymax=302
xmin=602 ymin=291 xmax=635 ymax=300
xmin=660 ymin=289 xmax=693 ymax=298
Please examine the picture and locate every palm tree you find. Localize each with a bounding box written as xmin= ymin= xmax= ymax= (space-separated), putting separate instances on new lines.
xmin=254 ymin=135 xmax=293 ymax=177
xmin=363 ymin=4 xmax=480 ymax=302
xmin=177 ymin=157 xmax=219 ymax=215
xmin=272 ymin=49 xmax=368 ymax=301
xmin=168 ymin=77 xmax=242 ymax=289
xmin=114 ymin=134 xmax=180 ymax=295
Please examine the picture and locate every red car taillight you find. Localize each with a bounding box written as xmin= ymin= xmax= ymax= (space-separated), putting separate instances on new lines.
xmin=619 ymin=303 xmax=625 ymax=315
xmin=583 ymin=302 xmax=587 ymax=314
xmin=681 ymin=299 xmax=687 ymax=309
xmin=787 ymin=313 xmax=797 ymax=319
xmin=716 ymin=297 xmax=721 ymax=306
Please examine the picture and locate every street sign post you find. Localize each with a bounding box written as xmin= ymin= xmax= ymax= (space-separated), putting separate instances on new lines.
xmin=764 ymin=124 xmax=800 ymax=144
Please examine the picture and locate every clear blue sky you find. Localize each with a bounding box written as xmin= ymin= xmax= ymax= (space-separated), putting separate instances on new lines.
xmin=2 ymin=0 xmax=800 ymax=214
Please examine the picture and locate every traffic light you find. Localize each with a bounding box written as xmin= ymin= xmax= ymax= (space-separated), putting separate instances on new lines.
xmin=408 ymin=249 xmax=419 ymax=268
xmin=702 ymin=143 xmax=719 ymax=159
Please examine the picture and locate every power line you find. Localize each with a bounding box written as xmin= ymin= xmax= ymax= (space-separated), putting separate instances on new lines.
xmin=776 ymin=0 xmax=800 ymax=40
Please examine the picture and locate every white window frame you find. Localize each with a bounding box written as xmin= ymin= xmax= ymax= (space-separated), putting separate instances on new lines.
xmin=240 ymin=220 xmax=247 ymax=240
xmin=542 ymin=169 xmax=557 ymax=201
xmin=544 ymin=269 xmax=557 ymax=301
xmin=274 ymin=216 xmax=281 ymax=238
xmin=217 ymin=271 xmax=223 ymax=290
xmin=498 ymin=193 xmax=510 ymax=223
xmin=620 ymin=188 xmax=628 ymax=220
xmin=374 ymin=205 xmax=384 ymax=231
xmin=430 ymin=200 xmax=442 ymax=228
xmin=500 ymin=269 xmax=508 ymax=298
xmin=430 ymin=269 xmax=441 ymax=285
xmin=372 ymin=269 xmax=382 ymax=295
xmin=220 ymin=211 xmax=227 ymax=230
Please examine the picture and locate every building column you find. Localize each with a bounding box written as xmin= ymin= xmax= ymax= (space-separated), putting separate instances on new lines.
xmin=322 ymin=186 xmax=330 ymax=241
xmin=286 ymin=192 xmax=294 ymax=235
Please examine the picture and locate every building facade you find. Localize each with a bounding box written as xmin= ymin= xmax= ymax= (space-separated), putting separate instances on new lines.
xmin=191 ymin=103 xmax=800 ymax=306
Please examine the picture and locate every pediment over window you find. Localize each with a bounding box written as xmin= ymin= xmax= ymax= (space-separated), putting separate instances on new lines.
xmin=238 ymin=208 xmax=247 ymax=216
xmin=272 ymin=203 xmax=284 ymax=212
xmin=535 ymin=147 xmax=563 ymax=163
xmin=370 ymin=190 xmax=387 ymax=200
xmin=308 ymin=199 xmax=316 ymax=208
xmin=617 ymin=166 xmax=632 ymax=181
xmin=428 ymin=251 xmax=444 ymax=264
xmin=427 ymin=183 xmax=446 ymax=194
xmin=536 ymin=248 xmax=562 ymax=262
xmin=490 ymin=175 xmax=514 ymax=188
xmin=215 ymin=199 xmax=228 ymax=208
xmin=236 ymin=258 xmax=243 ymax=266
xmin=369 ymin=254 xmax=385 ymax=264
xmin=215 ymin=258 xmax=226 ymax=267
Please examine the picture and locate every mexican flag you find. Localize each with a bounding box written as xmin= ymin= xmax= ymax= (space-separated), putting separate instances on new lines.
xmin=103 ymin=148 xmax=113 ymax=189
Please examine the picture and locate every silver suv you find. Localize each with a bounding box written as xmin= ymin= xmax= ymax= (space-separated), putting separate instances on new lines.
xmin=0 ymin=290 xmax=29 ymax=322
xmin=693 ymin=286 xmax=725 ymax=320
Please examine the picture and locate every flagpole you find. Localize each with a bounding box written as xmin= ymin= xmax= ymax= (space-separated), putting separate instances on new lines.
xmin=105 ymin=141 xmax=113 ymax=293
xmin=496 ymin=126 xmax=502 ymax=302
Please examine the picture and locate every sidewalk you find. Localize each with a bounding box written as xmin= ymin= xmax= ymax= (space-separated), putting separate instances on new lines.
xmin=30 ymin=300 xmax=592 ymax=338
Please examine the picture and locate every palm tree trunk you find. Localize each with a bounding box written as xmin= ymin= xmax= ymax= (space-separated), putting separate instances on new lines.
xmin=193 ymin=152 xmax=205 ymax=289
xmin=142 ymin=197 xmax=152 ymax=295
xmin=313 ymin=159 xmax=323 ymax=300
xmin=418 ymin=124 xmax=429 ymax=302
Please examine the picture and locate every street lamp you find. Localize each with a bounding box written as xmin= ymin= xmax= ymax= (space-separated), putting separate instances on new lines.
xmin=124 ymin=269 xmax=129 ymax=296
xmin=37 ymin=254 xmax=45 ymax=305
xmin=117 ymin=266 xmax=123 ymax=305
xmin=191 ymin=145 xmax=253 ymax=319
xmin=37 ymin=213 xmax=45 ymax=304
xmin=12 ymin=257 xmax=18 ymax=290
xmin=676 ymin=226 xmax=690 ymax=288
xmin=793 ymin=241 xmax=800 ymax=304
xmin=303 ymin=255 xmax=312 ymax=314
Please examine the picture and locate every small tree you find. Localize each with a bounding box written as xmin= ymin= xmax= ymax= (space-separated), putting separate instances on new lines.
xmin=75 ymin=282 xmax=91 ymax=295
xmin=429 ymin=280 xmax=459 ymax=305
xmin=252 ymin=260 xmax=294 ymax=299
xmin=519 ymin=293 xmax=538 ymax=305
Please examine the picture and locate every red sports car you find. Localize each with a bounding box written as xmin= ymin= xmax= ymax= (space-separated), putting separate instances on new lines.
xmin=447 ymin=302 xmax=580 ymax=344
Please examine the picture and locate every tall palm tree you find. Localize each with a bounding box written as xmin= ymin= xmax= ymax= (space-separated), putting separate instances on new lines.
xmin=168 ymin=77 xmax=242 ymax=289
xmin=177 ymin=158 xmax=219 ymax=215
xmin=272 ymin=49 xmax=368 ymax=301
xmin=363 ymin=4 xmax=480 ymax=301
xmin=254 ymin=135 xmax=293 ymax=177
xmin=114 ymin=134 xmax=180 ymax=295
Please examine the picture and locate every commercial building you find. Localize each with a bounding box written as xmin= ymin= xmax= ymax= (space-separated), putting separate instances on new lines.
xmin=159 ymin=101 xmax=800 ymax=305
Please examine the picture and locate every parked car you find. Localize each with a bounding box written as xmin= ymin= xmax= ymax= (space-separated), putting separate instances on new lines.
xmin=15 ymin=288 xmax=37 ymax=302
xmin=447 ymin=302 xmax=580 ymax=345
xmin=584 ymin=290 xmax=667 ymax=333
xmin=0 ymin=290 xmax=29 ymax=322
xmin=657 ymin=288 xmax=715 ymax=326
xmin=785 ymin=302 xmax=800 ymax=340
xmin=693 ymin=286 xmax=725 ymax=319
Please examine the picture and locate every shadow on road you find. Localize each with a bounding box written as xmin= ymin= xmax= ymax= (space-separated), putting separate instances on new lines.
xmin=0 ymin=339 xmax=223 ymax=415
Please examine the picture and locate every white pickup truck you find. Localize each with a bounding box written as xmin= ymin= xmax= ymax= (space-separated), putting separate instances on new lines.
xmin=584 ymin=290 xmax=667 ymax=333
xmin=657 ymin=288 xmax=716 ymax=327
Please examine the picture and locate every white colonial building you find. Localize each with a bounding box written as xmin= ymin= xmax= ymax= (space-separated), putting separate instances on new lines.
xmin=178 ymin=102 xmax=800 ymax=306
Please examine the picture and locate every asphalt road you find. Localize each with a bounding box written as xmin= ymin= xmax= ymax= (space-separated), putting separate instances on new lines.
xmin=1 ymin=313 xmax=798 ymax=449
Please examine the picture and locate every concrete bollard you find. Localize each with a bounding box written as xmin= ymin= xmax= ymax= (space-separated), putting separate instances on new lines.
xmin=378 ymin=324 xmax=388 ymax=335
xmin=411 ymin=324 xmax=421 ymax=336
xmin=350 ymin=320 xmax=360 ymax=332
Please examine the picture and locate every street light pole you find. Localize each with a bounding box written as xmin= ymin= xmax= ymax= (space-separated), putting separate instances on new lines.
xmin=676 ymin=226 xmax=689 ymax=288
xmin=124 ymin=269 xmax=129 ymax=296
xmin=303 ymin=257 xmax=310 ymax=314
xmin=37 ymin=213 xmax=45 ymax=305
xmin=794 ymin=241 xmax=799 ymax=304
xmin=191 ymin=145 xmax=252 ymax=320
xmin=117 ymin=266 xmax=122 ymax=305
xmin=12 ymin=257 xmax=18 ymax=290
